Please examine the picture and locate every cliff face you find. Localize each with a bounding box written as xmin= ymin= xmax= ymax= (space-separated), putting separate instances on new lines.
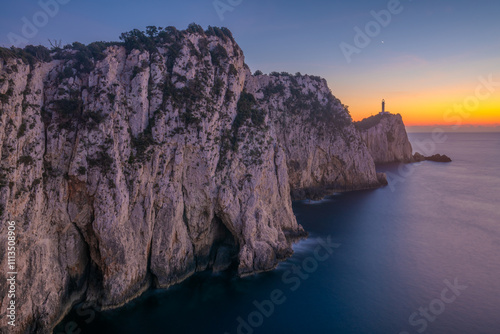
xmin=245 ymin=74 xmax=380 ymax=199
xmin=355 ymin=113 xmax=414 ymax=163
xmin=0 ymin=27 xmax=382 ymax=333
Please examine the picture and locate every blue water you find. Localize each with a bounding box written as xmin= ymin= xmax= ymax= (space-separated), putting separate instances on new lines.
xmin=55 ymin=133 xmax=500 ymax=334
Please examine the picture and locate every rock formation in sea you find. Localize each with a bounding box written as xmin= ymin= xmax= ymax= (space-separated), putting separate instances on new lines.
xmin=355 ymin=113 xmax=414 ymax=163
xmin=355 ymin=113 xmax=452 ymax=165
xmin=413 ymin=152 xmax=452 ymax=163
xmin=0 ymin=25 xmax=385 ymax=333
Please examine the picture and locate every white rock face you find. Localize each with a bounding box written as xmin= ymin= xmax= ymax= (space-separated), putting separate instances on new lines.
xmin=0 ymin=28 xmax=382 ymax=333
xmin=245 ymin=73 xmax=380 ymax=199
xmin=356 ymin=114 xmax=414 ymax=163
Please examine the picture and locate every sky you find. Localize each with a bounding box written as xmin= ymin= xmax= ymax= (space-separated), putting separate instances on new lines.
xmin=1 ymin=0 xmax=499 ymax=129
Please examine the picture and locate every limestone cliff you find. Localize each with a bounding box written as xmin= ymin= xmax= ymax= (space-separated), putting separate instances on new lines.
xmin=0 ymin=26 xmax=382 ymax=333
xmin=355 ymin=113 xmax=414 ymax=163
xmin=245 ymin=73 xmax=380 ymax=199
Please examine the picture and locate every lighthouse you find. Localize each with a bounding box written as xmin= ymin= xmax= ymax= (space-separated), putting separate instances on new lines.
xmin=380 ymin=99 xmax=388 ymax=115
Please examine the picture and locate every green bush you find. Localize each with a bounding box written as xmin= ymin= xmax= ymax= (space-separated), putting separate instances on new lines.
xmin=166 ymin=42 xmax=182 ymax=73
xmin=205 ymin=26 xmax=227 ymax=41
xmin=0 ymin=172 xmax=7 ymax=188
xmin=86 ymin=42 xmax=108 ymax=61
xmin=180 ymin=108 xmax=201 ymax=126
xmin=24 ymin=45 xmax=52 ymax=63
xmin=129 ymin=112 xmax=160 ymax=163
xmin=53 ymin=41 xmax=113 ymax=74
xmin=62 ymin=66 xmax=73 ymax=79
xmin=262 ymin=83 xmax=286 ymax=99
xmin=0 ymin=45 xmax=52 ymax=65
xmin=77 ymin=166 xmax=87 ymax=175
xmin=87 ymin=151 xmax=114 ymax=173
xmin=197 ymin=38 xmax=209 ymax=54
xmin=52 ymin=98 xmax=81 ymax=117
xmin=18 ymin=155 xmax=34 ymax=165
xmin=233 ymin=92 xmax=266 ymax=133
xmin=50 ymin=98 xmax=82 ymax=130
xmin=210 ymin=44 xmax=228 ymax=67
xmin=228 ymin=64 xmax=238 ymax=76
xmin=145 ymin=26 xmax=159 ymax=38
xmin=224 ymin=90 xmax=234 ymax=104
xmin=32 ymin=178 xmax=41 ymax=187
xmin=119 ymin=29 xmax=157 ymax=53
xmin=84 ymin=110 xmax=107 ymax=126
xmin=0 ymin=84 xmax=14 ymax=104
xmin=107 ymin=93 xmax=116 ymax=105
xmin=186 ymin=23 xmax=205 ymax=35
xmin=17 ymin=122 xmax=27 ymax=138
xmin=354 ymin=114 xmax=387 ymax=131
xmin=70 ymin=42 xmax=95 ymax=73
xmin=212 ymin=78 xmax=224 ymax=96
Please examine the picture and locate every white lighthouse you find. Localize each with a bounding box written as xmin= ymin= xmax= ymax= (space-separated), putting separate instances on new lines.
xmin=380 ymin=99 xmax=389 ymax=115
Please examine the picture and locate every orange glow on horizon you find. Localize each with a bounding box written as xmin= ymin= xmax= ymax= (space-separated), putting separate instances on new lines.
xmin=326 ymin=55 xmax=500 ymax=129
xmin=341 ymin=87 xmax=500 ymax=127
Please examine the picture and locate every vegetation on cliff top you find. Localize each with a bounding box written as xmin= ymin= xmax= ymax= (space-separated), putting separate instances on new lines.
xmin=0 ymin=24 xmax=235 ymax=67
xmin=354 ymin=113 xmax=391 ymax=131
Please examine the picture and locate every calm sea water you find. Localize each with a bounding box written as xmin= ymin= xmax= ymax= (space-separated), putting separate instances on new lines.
xmin=55 ymin=132 xmax=500 ymax=334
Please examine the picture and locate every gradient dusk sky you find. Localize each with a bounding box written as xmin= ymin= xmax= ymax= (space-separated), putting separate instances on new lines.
xmin=1 ymin=0 xmax=499 ymax=128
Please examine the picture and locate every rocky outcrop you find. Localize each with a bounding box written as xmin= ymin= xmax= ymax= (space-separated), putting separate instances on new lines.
xmin=413 ymin=153 xmax=452 ymax=163
xmin=0 ymin=26 xmax=383 ymax=333
xmin=245 ymin=73 xmax=381 ymax=200
xmin=355 ymin=113 xmax=414 ymax=163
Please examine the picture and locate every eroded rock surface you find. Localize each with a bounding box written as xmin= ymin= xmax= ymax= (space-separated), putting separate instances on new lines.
xmin=0 ymin=26 xmax=383 ymax=333
xmin=355 ymin=113 xmax=414 ymax=163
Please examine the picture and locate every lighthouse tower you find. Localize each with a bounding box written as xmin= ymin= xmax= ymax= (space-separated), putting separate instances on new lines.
xmin=380 ymin=99 xmax=388 ymax=115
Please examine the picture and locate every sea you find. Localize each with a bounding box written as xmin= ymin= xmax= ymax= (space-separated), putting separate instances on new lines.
xmin=55 ymin=132 xmax=500 ymax=334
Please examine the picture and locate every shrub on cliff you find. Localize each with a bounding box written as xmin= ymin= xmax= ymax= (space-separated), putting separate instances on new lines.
xmin=262 ymin=83 xmax=286 ymax=99
xmin=210 ymin=44 xmax=228 ymax=67
xmin=354 ymin=114 xmax=388 ymax=131
xmin=233 ymin=92 xmax=266 ymax=130
xmin=186 ymin=23 xmax=205 ymax=35
xmin=53 ymin=42 xmax=111 ymax=73
xmin=0 ymin=45 xmax=51 ymax=65
xmin=205 ymin=26 xmax=234 ymax=42
xmin=120 ymin=29 xmax=157 ymax=53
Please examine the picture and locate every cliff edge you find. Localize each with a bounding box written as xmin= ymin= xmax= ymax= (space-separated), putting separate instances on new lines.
xmin=355 ymin=113 xmax=414 ymax=163
xmin=0 ymin=25 xmax=383 ymax=333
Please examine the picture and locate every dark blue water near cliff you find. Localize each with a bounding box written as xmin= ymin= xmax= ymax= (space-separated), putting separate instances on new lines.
xmin=56 ymin=133 xmax=500 ymax=334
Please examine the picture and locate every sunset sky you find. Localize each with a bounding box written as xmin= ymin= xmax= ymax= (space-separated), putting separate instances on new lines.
xmin=1 ymin=0 xmax=499 ymax=129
